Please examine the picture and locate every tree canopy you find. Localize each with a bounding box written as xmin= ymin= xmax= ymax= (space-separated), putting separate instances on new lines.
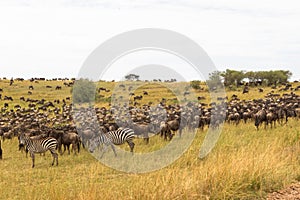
xmin=208 ymin=69 xmax=292 ymax=87
xmin=72 ymin=78 xmax=96 ymax=104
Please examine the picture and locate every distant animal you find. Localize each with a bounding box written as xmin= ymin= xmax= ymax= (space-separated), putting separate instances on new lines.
xmin=4 ymin=96 xmax=13 ymax=101
xmin=29 ymin=85 xmax=34 ymax=90
xmin=254 ymin=109 xmax=267 ymax=130
xmin=55 ymin=86 xmax=62 ymax=90
xmin=18 ymin=133 xmax=58 ymax=168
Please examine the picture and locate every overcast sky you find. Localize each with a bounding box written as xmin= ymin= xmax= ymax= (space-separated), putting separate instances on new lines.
xmin=0 ymin=0 xmax=300 ymax=81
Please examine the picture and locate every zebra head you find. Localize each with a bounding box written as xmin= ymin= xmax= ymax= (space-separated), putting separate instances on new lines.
xmin=18 ymin=133 xmax=26 ymax=146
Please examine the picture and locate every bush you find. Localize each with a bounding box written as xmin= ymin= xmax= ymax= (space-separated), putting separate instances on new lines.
xmin=72 ymin=78 xmax=96 ymax=104
xmin=190 ymin=80 xmax=202 ymax=90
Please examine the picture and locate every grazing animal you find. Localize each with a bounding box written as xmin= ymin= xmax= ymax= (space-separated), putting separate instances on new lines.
xmin=55 ymin=86 xmax=62 ymax=90
xmin=160 ymin=122 xmax=174 ymax=140
xmin=130 ymin=123 xmax=155 ymax=144
xmin=88 ymin=128 xmax=135 ymax=158
xmin=167 ymin=116 xmax=182 ymax=137
xmin=88 ymin=133 xmax=116 ymax=158
xmin=254 ymin=109 xmax=267 ymax=130
xmin=59 ymin=132 xmax=81 ymax=155
xmin=18 ymin=133 xmax=58 ymax=168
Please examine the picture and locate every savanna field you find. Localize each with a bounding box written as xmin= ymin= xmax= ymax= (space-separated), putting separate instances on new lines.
xmin=1 ymin=78 xmax=300 ymax=199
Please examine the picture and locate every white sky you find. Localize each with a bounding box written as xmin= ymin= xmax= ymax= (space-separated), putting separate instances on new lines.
xmin=0 ymin=0 xmax=300 ymax=80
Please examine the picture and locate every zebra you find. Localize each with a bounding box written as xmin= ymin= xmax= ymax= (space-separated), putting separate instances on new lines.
xmin=88 ymin=128 xmax=135 ymax=158
xmin=18 ymin=133 xmax=58 ymax=168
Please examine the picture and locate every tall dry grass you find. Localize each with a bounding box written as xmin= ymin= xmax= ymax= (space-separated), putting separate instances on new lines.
xmin=1 ymin=119 xmax=300 ymax=199
xmin=1 ymin=79 xmax=300 ymax=199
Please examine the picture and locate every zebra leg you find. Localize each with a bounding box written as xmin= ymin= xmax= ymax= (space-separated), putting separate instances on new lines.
xmin=30 ymin=152 xmax=35 ymax=168
xmin=110 ymin=144 xmax=117 ymax=157
xmin=144 ymin=133 xmax=149 ymax=144
xmin=127 ymin=141 xmax=135 ymax=154
xmin=51 ymin=151 xmax=58 ymax=166
xmin=100 ymin=144 xmax=109 ymax=158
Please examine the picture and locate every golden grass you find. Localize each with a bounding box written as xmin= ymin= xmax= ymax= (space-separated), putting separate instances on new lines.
xmin=1 ymin=80 xmax=300 ymax=199
xmin=1 ymin=120 xmax=300 ymax=199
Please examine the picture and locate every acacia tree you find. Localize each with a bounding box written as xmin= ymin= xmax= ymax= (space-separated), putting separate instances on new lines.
xmin=124 ymin=74 xmax=140 ymax=81
xmin=222 ymin=69 xmax=245 ymax=87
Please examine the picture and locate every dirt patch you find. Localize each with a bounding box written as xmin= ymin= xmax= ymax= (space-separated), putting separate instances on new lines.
xmin=267 ymin=182 xmax=300 ymax=200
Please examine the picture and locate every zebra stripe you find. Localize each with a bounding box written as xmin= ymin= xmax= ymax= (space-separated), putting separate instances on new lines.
xmin=88 ymin=128 xmax=135 ymax=158
xmin=19 ymin=133 xmax=58 ymax=168
xmin=89 ymin=134 xmax=116 ymax=158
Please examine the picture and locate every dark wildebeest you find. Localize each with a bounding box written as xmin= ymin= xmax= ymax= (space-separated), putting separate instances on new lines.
xmin=4 ymin=96 xmax=13 ymax=101
xmin=167 ymin=115 xmax=182 ymax=137
xmin=130 ymin=123 xmax=156 ymax=144
xmin=160 ymin=122 xmax=174 ymax=141
xmin=266 ymin=111 xmax=277 ymax=128
xmin=143 ymin=91 xmax=148 ymax=95
xmin=254 ymin=109 xmax=267 ymax=130
xmin=59 ymin=132 xmax=81 ymax=155
xmin=55 ymin=86 xmax=62 ymax=90
xmin=133 ymin=95 xmax=143 ymax=101
xmin=242 ymin=86 xmax=249 ymax=94
xmin=227 ymin=112 xmax=241 ymax=125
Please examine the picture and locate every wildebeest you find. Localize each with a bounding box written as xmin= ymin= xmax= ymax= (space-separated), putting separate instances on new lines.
xmin=143 ymin=91 xmax=148 ymax=95
xmin=160 ymin=122 xmax=174 ymax=140
xmin=55 ymin=86 xmax=62 ymax=90
xmin=254 ymin=109 xmax=267 ymax=130
xmin=4 ymin=96 xmax=13 ymax=101
xmin=167 ymin=115 xmax=182 ymax=137
xmin=59 ymin=132 xmax=81 ymax=155
xmin=242 ymin=86 xmax=249 ymax=94
xmin=129 ymin=123 xmax=156 ymax=144
xmin=134 ymin=95 xmax=143 ymax=101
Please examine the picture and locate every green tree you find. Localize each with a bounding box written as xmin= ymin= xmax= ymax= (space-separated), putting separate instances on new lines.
xmin=72 ymin=78 xmax=96 ymax=104
xmin=124 ymin=74 xmax=140 ymax=81
xmin=207 ymin=71 xmax=223 ymax=90
xmin=222 ymin=69 xmax=245 ymax=87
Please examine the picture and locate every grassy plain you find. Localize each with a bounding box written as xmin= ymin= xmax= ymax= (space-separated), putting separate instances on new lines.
xmin=1 ymin=79 xmax=300 ymax=199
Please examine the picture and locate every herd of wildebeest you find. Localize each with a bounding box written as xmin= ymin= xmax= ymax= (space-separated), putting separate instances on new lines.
xmin=1 ymin=77 xmax=300 ymax=164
